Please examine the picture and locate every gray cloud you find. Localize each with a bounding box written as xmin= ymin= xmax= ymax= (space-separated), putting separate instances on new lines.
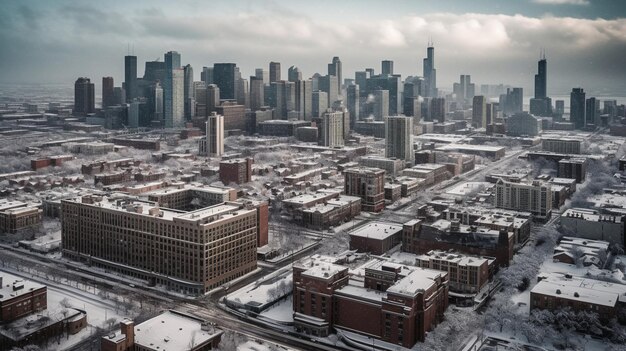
xmin=0 ymin=2 xmax=624 ymax=97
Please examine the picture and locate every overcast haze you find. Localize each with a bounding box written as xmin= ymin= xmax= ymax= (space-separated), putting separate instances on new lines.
xmin=1 ymin=0 xmax=625 ymax=96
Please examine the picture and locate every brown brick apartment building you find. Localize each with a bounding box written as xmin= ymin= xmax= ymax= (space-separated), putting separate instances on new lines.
xmin=0 ymin=276 xmax=47 ymax=322
xmin=61 ymin=195 xmax=261 ymax=295
xmin=219 ymin=158 xmax=253 ymax=185
xmin=344 ymin=167 xmax=386 ymax=212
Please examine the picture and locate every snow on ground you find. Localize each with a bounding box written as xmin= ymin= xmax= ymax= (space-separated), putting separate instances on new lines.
xmin=510 ymin=290 xmax=531 ymax=315
xmin=226 ymin=268 xmax=292 ymax=306
xmin=540 ymin=257 xmax=624 ymax=283
xmin=259 ymin=296 xmax=294 ymax=324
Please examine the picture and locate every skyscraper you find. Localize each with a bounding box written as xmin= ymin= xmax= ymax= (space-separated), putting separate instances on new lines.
xmin=235 ymin=78 xmax=249 ymax=108
xmin=295 ymin=79 xmax=313 ymax=120
xmin=255 ymin=68 xmax=269 ymax=85
xmin=312 ymin=91 xmax=328 ymax=118
xmin=144 ymin=60 xmax=166 ymax=83
xmin=206 ymin=112 xmax=225 ymax=157
xmin=355 ymin=71 xmax=367 ymax=93
xmin=269 ymin=62 xmax=281 ymax=83
xmin=586 ymin=97 xmax=601 ymax=127
xmin=206 ymin=84 xmax=220 ymax=116
xmin=328 ymin=57 xmax=342 ymax=93
xmin=530 ymin=53 xmax=551 ymax=116
xmin=430 ymin=97 xmax=446 ymax=122
xmin=250 ymin=76 xmax=264 ymax=111
xmin=472 ymin=95 xmax=487 ymax=128
xmin=213 ymin=63 xmax=237 ymax=100
xmin=373 ymin=90 xmax=389 ymax=120
xmin=183 ymin=64 xmax=194 ymax=120
xmin=201 ymin=66 xmax=213 ymax=86
xmin=570 ymin=88 xmax=586 ymax=129
xmin=74 ymin=77 xmax=95 ymax=116
xmin=347 ymin=84 xmax=359 ymax=128
xmin=149 ymin=82 xmax=163 ymax=124
xmin=164 ymin=51 xmax=183 ymax=128
xmin=124 ymin=55 xmax=137 ymax=102
xmin=423 ymin=44 xmax=437 ymax=97
xmin=385 ymin=116 xmax=414 ymax=165
xmin=318 ymin=75 xmax=339 ymax=106
xmin=288 ymin=66 xmax=302 ymax=82
xmin=381 ymin=60 xmax=394 ymax=75
xmin=501 ymin=88 xmax=523 ymax=116
xmin=102 ymin=77 xmax=114 ymax=108
xmin=453 ymin=75 xmax=475 ymax=103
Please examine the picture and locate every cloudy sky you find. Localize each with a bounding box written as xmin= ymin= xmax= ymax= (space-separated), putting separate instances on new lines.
xmin=1 ymin=0 xmax=625 ymax=96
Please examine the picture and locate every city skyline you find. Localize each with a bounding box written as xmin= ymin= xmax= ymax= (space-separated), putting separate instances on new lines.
xmin=1 ymin=0 xmax=625 ymax=95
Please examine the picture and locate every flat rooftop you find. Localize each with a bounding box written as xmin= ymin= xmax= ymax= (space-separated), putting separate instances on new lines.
xmin=0 ymin=272 xmax=46 ymax=303
xmin=531 ymin=280 xmax=618 ymax=307
xmin=349 ymin=222 xmax=403 ymax=240
xmin=134 ymin=310 xmax=222 ymax=350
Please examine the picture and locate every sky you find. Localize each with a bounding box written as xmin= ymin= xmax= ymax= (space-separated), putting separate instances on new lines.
xmin=1 ymin=0 xmax=625 ymax=96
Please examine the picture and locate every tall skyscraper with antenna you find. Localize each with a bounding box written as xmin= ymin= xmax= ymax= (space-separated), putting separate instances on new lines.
xmin=423 ymin=40 xmax=437 ymax=98
xmin=124 ymin=52 xmax=137 ymax=103
xmin=530 ymin=49 xmax=552 ymax=116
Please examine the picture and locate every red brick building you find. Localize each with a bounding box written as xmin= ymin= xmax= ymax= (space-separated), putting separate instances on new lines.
xmin=219 ymin=158 xmax=253 ymax=185
xmin=292 ymin=255 xmax=449 ymax=348
xmin=0 ymin=276 xmax=47 ymax=322
xmin=348 ymin=222 xmax=403 ymax=255
xmin=344 ymin=167 xmax=385 ymax=212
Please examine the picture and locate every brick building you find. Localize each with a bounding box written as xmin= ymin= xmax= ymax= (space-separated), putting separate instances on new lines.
xmin=61 ymin=195 xmax=261 ymax=294
xmin=219 ymin=158 xmax=253 ymax=185
xmin=0 ymin=201 xmax=43 ymax=234
xmin=344 ymin=167 xmax=386 ymax=212
xmin=0 ymin=275 xmax=47 ymax=322
xmin=292 ymin=255 xmax=448 ymax=347
xmin=348 ymin=222 xmax=403 ymax=255
xmin=416 ymin=250 xmax=493 ymax=295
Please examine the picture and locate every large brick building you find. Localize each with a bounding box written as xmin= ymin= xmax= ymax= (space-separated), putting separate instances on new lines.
xmin=348 ymin=222 xmax=403 ymax=255
xmin=292 ymin=255 xmax=448 ymax=348
xmin=0 ymin=275 xmax=47 ymax=322
xmin=344 ymin=167 xmax=386 ymax=212
xmin=416 ymin=250 xmax=493 ymax=295
xmin=0 ymin=201 xmax=43 ymax=234
xmin=219 ymin=158 xmax=253 ymax=185
xmin=61 ymin=195 xmax=262 ymax=295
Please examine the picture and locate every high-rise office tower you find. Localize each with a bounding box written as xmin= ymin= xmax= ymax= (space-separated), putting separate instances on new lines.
xmin=530 ymin=52 xmax=551 ymax=116
xmin=124 ymin=55 xmax=137 ymax=102
xmin=385 ymin=116 xmax=414 ymax=165
xmin=423 ymin=44 xmax=437 ymax=97
xmin=373 ymin=90 xmax=389 ymax=120
xmin=555 ymin=100 xmax=565 ymax=116
xmin=570 ymin=88 xmax=586 ymax=129
xmin=74 ymin=77 xmax=95 ymax=115
xmin=365 ymin=68 xmax=375 ymax=78
xmin=269 ymin=62 xmax=281 ymax=83
xmin=206 ymin=84 xmax=220 ymax=116
xmin=453 ymin=75 xmax=475 ymax=103
xmin=586 ymin=97 xmax=601 ymax=127
xmin=163 ymin=51 xmax=182 ymax=128
xmin=367 ymin=74 xmax=402 ymax=116
xmin=183 ymin=64 xmax=194 ymax=120
xmin=319 ymin=75 xmax=339 ymax=106
xmin=144 ymin=60 xmax=166 ymax=83
xmin=201 ymin=66 xmax=214 ymax=86
xmin=355 ymin=71 xmax=367 ymax=93
xmin=312 ymin=91 xmax=328 ymax=118
xmin=235 ymin=78 xmax=249 ymax=108
xmin=128 ymin=101 xmax=140 ymax=128
xmin=295 ymin=79 xmax=313 ymax=120
xmin=403 ymin=81 xmax=420 ymax=117
xmin=269 ymin=81 xmax=295 ymax=119
xmin=430 ymin=97 xmax=446 ymax=122
xmin=255 ymin=68 xmax=269 ymax=85
xmin=149 ymin=82 xmax=163 ymax=123
xmin=250 ymin=76 xmax=264 ymax=111
xmin=102 ymin=77 xmax=114 ymax=108
xmin=206 ymin=112 xmax=225 ymax=157
xmin=320 ymin=110 xmax=345 ymax=147
xmin=213 ymin=63 xmax=237 ymax=100
xmin=347 ymin=84 xmax=359 ymax=128
xmin=288 ymin=66 xmax=302 ymax=82
xmin=472 ymin=95 xmax=487 ymax=128
xmin=328 ymin=57 xmax=342 ymax=93
xmin=381 ymin=60 xmax=394 ymax=75
xmin=501 ymin=88 xmax=523 ymax=116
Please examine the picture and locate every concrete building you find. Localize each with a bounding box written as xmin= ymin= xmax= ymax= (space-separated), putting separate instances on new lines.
xmin=219 ymin=158 xmax=253 ymax=185
xmin=257 ymin=119 xmax=310 ymax=137
xmin=560 ymin=208 xmax=625 ymax=245
xmin=344 ymin=167 xmax=386 ymax=212
xmin=320 ymin=110 xmax=345 ymax=147
xmin=292 ymin=255 xmax=448 ymax=347
xmin=61 ymin=195 xmax=261 ymax=294
xmin=542 ymin=138 xmax=583 ymax=154
xmin=472 ymin=95 xmax=487 ymax=128
xmin=358 ymin=156 xmax=405 ymax=177
xmin=206 ymin=112 xmax=224 ymax=157
xmin=73 ymin=77 xmax=95 ymax=115
xmin=269 ymin=61 xmax=281 ymax=83
xmin=372 ymin=90 xmax=389 ymax=120
xmin=385 ymin=116 xmax=414 ymax=165
xmin=495 ymin=179 xmax=552 ymax=221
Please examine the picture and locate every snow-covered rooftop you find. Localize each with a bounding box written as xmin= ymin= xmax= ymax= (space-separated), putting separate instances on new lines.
xmin=348 ymin=222 xmax=403 ymax=240
xmin=134 ymin=310 xmax=222 ymax=351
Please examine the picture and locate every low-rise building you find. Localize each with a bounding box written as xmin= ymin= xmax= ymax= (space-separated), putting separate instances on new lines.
xmin=0 ymin=201 xmax=43 ymax=234
xmin=344 ymin=167 xmax=386 ymax=212
xmin=219 ymin=158 xmax=253 ymax=185
xmin=416 ymin=250 xmax=493 ymax=295
xmin=348 ymin=222 xmax=403 ymax=255
xmin=560 ymin=208 xmax=625 ymax=246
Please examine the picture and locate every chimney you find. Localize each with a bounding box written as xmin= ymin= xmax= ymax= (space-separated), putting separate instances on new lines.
xmin=120 ymin=319 xmax=135 ymax=346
